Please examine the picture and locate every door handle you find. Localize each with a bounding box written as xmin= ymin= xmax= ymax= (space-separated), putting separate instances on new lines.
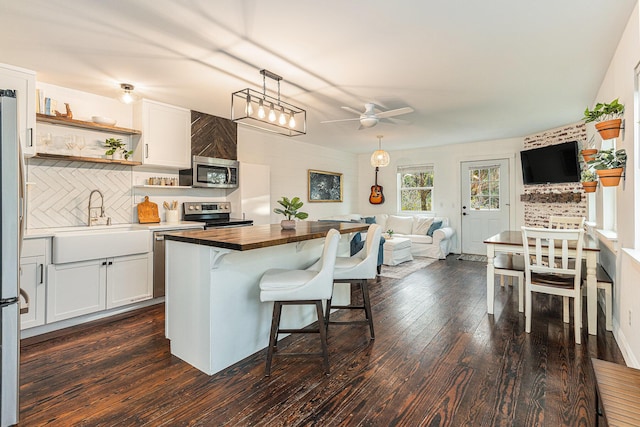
xmin=28 ymin=127 xmax=34 ymax=147
xmin=39 ymin=264 xmax=44 ymax=284
xmin=108 ymin=261 xmax=113 ymax=266
xmin=463 ymin=212 xmax=467 ymax=216
xmin=145 ymin=143 xmax=149 ymax=158
xmin=102 ymin=261 xmax=107 ymax=266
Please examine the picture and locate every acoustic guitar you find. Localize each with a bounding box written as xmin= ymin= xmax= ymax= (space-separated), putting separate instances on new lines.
xmin=369 ymin=166 xmax=385 ymax=204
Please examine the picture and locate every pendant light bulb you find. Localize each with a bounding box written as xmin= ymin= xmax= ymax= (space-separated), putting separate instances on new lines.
xmin=278 ymin=106 xmax=287 ymax=125
xmin=268 ymin=103 xmax=276 ymax=122
xmin=289 ymin=111 xmax=296 ymax=128
xmin=245 ymin=94 xmax=253 ymax=116
xmin=257 ymin=99 xmax=266 ymax=119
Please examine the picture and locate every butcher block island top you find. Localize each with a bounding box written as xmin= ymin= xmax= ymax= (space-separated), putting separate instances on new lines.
xmin=164 ymin=221 xmax=369 ymax=251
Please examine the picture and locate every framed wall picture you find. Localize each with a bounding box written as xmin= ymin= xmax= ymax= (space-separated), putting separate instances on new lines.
xmin=308 ymin=169 xmax=343 ymax=202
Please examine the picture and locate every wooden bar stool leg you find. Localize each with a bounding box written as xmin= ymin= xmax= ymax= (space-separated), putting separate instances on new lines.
xmin=315 ymin=301 xmax=330 ymax=375
xmin=265 ymin=301 xmax=283 ymax=377
xmin=360 ymin=280 xmax=375 ymax=340
xmin=324 ymin=296 xmax=333 ymax=333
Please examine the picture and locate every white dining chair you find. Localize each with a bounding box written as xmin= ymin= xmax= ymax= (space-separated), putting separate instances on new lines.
xmin=325 ymin=223 xmax=382 ymax=339
xmin=522 ymin=226 xmax=584 ymax=344
xmin=549 ymin=215 xmax=585 ymax=321
xmin=259 ymin=228 xmax=340 ymax=376
xmin=494 ymin=253 xmax=524 ymax=313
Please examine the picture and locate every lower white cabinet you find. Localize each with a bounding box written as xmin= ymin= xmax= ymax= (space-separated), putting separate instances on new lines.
xmin=20 ymin=255 xmax=46 ymax=330
xmin=48 ymin=253 xmax=152 ymax=323
xmin=106 ymin=253 xmax=153 ymax=309
xmin=20 ymin=238 xmax=49 ymax=330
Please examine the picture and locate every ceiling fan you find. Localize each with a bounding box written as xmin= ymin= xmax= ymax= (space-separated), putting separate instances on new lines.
xmin=321 ymin=103 xmax=414 ymax=129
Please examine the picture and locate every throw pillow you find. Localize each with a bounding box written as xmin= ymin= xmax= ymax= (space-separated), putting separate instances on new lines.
xmin=413 ymin=216 xmax=434 ymax=235
xmin=350 ymin=232 xmax=365 ymax=256
xmin=364 ymin=216 xmax=376 ymax=224
xmin=426 ymin=220 xmax=443 ymax=237
xmin=385 ymin=215 xmax=413 ymax=235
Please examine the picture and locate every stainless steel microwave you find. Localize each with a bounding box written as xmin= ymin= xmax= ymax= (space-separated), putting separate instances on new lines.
xmin=179 ymin=156 xmax=239 ymax=188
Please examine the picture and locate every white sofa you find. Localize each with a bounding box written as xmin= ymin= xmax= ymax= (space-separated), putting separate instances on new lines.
xmin=319 ymin=213 xmax=455 ymax=260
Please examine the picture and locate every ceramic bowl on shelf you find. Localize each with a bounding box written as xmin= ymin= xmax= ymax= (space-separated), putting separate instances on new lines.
xmin=91 ymin=116 xmax=117 ymax=126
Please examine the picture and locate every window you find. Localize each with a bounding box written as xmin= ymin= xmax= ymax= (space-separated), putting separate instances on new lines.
xmin=469 ymin=166 xmax=500 ymax=210
xmin=398 ymin=165 xmax=434 ymax=212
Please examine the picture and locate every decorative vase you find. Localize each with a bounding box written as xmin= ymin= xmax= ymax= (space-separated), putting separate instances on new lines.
xmin=281 ymin=219 xmax=296 ymax=230
xmin=581 ymin=149 xmax=598 ymax=163
xmin=581 ymin=181 xmax=597 ymax=193
xmin=596 ymin=168 xmax=624 ymax=186
xmin=111 ymin=151 xmax=123 ymax=160
xmin=595 ymin=119 xmax=622 ymax=140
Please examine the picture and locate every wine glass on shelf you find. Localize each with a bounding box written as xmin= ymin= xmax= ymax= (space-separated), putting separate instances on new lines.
xmin=74 ymin=135 xmax=86 ymax=157
xmin=64 ymin=135 xmax=76 ymax=155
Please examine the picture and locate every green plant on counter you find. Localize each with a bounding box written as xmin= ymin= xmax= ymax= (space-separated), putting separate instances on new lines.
xmin=104 ymin=137 xmax=133 ymax=160
xmin=587 ymin=148 xmax=627 ymax=170
xmin=273 ymin=196 xmax=309 ymax=220
xmin=386 ymin=229 xmax=394 ymax=237
xmin=582 ymin=98 xmax=625 ymax=123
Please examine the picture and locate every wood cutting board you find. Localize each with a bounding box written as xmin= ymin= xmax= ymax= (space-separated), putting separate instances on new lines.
xmin=137 ymin=196 xmax=161 ymax=223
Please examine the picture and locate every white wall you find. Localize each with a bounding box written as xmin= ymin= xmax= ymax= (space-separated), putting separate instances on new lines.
xmin=237 ymin=127 xmax=359 ymax=223
xmin=356 ymin=137 xmax=524 ymax=253
xmin=592 ymin=2 xmax=640 ymax=367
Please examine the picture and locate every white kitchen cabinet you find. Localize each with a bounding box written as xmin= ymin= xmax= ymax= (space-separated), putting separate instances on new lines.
xmin=133 ymin=99 xmax=191 ymax=169
xmin=47 ymin=253 xmax=152 ymax=322
xmin=20 ymin=238 xmax=49 ymax=330
xmin=0 ymin=63 xmax=36 ymax=157
xmin=106 ymin=253 xmax=152 ymax=309
xmin=47 ymin=259 xmax=106 ymax=323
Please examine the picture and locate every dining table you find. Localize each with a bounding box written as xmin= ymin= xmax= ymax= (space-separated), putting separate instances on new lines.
xmin=484 ymin=230 xmax=600 ymax=335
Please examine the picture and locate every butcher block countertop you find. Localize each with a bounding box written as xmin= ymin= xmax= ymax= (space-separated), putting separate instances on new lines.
xmin=163 ymin=221 xmax=369 ymax=251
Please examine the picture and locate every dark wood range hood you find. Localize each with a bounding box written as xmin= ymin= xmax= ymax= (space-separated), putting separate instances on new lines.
xmin=191 ymin=110 xmax=237 ymax=160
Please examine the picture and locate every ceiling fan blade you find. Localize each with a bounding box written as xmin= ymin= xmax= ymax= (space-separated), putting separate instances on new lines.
xmin=376 ymin=107 xmax=414 ymax=119
xmin=321 ymin=117 xmax=361 ymax=124
xmin=341 ymin=106 xmax=363 ymax=115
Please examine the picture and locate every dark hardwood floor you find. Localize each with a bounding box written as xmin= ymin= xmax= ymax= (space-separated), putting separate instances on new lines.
xmin=19 ymin=256 xmax=624 ymax=426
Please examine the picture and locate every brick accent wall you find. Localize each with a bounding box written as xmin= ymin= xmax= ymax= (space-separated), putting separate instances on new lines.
xmin=522 ymin=123 xmax=587 ymax=227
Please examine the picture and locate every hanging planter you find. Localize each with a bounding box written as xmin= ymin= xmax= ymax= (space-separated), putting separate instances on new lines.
xmin=594 ymin=119 xmax=622 ymax=140
xmin=581 ymin=181 xmax=597 ymax=193
xmin=583 ymin=98 xmax=624 ymax=141
xmin=580 ymin=149 xmax=598 ymax=163
xmin=596 ymin=168 xmax=624 ymax=187
xmin=588 ymin=148 xmax=626 ymax=187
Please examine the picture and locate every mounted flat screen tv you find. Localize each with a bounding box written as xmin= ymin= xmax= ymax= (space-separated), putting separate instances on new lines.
xmin=520 ymin=141 xmax=580 ymax=184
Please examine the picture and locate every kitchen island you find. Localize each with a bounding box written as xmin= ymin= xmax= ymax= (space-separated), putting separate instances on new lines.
xmin=164 ymin=221 xmax=369 ymax=375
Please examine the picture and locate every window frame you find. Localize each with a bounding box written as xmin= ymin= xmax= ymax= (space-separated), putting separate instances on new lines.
xmin=397 ymin=164 xmax=435 ymax=213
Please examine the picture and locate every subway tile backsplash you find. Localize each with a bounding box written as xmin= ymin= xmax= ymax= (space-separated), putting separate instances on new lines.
xmin=26 ymin=158 xmax=133 ymax=228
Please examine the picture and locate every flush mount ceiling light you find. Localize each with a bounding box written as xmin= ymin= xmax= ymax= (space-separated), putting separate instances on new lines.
xmin=231 ymin=69 xmax=306 ymax=137
xmin=119 ymin=83 xmax=136 ymax=104
xmin=370 ymin=135 xmax=390 ymax=167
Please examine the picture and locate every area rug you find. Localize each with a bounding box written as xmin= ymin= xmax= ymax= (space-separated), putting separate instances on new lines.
xmin=379 ymin=257 xmax=438 ymax=279
xmin=457 ymin=254 xmax=488 ymax=262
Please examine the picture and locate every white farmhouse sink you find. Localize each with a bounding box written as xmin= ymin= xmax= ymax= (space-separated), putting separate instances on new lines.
xmin=52 ymin=226 xmax=151 ymax=264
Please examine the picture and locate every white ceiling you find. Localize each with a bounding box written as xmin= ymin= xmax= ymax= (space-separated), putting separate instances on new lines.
xmin=1 ymin=0 xmax=635 ymax=153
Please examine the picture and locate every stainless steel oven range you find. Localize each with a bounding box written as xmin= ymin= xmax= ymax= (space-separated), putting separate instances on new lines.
xmin=182 ymin=201 xmax=253 ymax=229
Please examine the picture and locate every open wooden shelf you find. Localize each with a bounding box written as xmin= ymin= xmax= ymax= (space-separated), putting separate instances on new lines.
xmin=36 ymin=114 xmax=142 ymax=135
xmin=32 ymin=152 xmax=142 ymax=166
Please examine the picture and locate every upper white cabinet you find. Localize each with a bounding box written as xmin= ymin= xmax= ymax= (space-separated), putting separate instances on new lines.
xmin=133 ymin=99 xmax=191 ymax=169
xmin=0 ymin=63 xmax=36 ymax=157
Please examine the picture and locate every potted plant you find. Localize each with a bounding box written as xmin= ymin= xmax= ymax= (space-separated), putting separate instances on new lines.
xmin=587 ymin=148 xmax=627 ymax=186
xmin=273 ymin=196 xmax=308 ymax=229
xmin=385 ymin=229 xmax=394 ymax=239
xmin=580 ymin=138 xmax=597 ymax=163
xmin=580 ymin=168 xmax=598 ymax=193
xmin=104 ymin=138 xmax=133 ymax=160
xmin=583 ymin=98 xmax=625 ymax=140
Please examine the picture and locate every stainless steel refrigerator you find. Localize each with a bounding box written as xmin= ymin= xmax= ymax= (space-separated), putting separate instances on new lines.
xmin=1 ymin=89 xmax=24 ymax=427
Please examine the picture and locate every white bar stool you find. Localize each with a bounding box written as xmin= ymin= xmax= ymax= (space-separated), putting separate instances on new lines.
xmin=325 ymin=224 xmax=382 ymax=340
xmin=259 ymin=229 xmax=340 ymax=376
